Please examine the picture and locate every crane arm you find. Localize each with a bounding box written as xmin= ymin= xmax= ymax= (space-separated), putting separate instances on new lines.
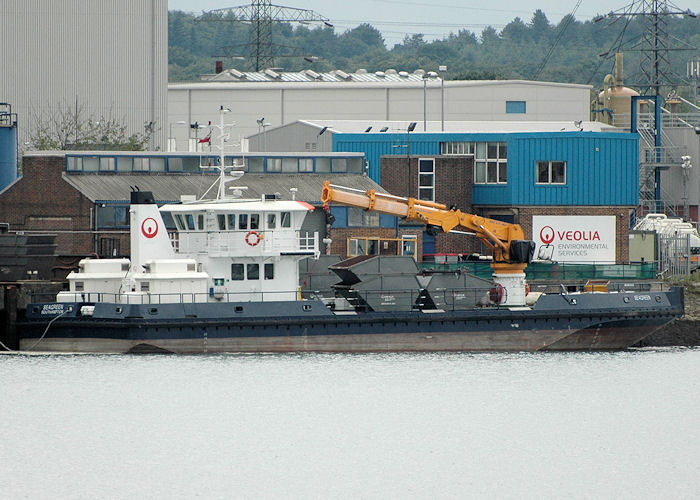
xmin=321 ymin=181 xmax=535 ymax=271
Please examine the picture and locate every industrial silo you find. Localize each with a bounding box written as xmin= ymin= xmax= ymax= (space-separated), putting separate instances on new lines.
xmin=595 ymin=53 xmax=639 ymax=127
xmin=0 ymin=103 xmax=18 ymax=191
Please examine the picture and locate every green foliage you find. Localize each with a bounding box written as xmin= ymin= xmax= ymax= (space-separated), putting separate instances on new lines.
xmin=28 ymin=102 xmax=156 ymax=151
xmin=168 ymin=10 xmax=699 ymax=87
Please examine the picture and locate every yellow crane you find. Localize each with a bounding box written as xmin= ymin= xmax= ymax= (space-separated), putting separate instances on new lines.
xmin=321 ymin=181 xmax=536 ymax=305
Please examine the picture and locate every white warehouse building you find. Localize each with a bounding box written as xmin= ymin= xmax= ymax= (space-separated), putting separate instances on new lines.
xmin=167 ymin=70 xmax=593 ymax=152
xmin=0 ymin=0 xmax=168 ymax=149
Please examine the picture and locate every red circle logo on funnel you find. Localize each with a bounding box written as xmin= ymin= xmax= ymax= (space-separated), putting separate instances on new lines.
xmin=539 ymin=226 xmax=555 ymax=245
xmin=141 ymin=218 xmax=159 ymax=239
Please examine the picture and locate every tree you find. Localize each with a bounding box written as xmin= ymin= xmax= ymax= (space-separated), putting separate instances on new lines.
xmin=529 ymin=10 xmax=552 ymax=43
xmin=29 ymin=102 xmax=156 ymax=151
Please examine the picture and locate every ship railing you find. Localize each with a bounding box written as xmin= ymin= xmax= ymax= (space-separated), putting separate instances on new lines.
xmin=30 ymin=281 xmax=674 ymax=307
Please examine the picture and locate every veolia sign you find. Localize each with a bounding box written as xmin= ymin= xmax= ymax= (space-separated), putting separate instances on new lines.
xmin=532 ymin=216 xmax=616 ymax=263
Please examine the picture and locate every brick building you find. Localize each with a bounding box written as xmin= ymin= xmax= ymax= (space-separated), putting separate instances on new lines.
xmin=0 ymin=151 xmax=385 ymax=263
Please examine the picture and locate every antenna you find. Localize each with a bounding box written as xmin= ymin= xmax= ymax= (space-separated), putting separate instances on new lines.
xmin=198 ymin=106 xmax=245 ymax=201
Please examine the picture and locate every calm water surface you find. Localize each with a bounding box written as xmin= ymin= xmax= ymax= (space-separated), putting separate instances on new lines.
xmin=1 ymin=349 xmax=699 ymax=499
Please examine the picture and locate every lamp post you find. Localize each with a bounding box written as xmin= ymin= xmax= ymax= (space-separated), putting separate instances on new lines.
xmin=262 ymin=123 xmax=271 ymax=151
xmin=169 ymin=120 xmax=186 ymax=151
xmin=423 ymin=75 xmax=428 ymax=132
xmin=439 ymin=65 xmax=447 ymax=131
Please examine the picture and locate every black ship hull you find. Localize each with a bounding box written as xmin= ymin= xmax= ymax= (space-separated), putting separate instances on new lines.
xmin=19 ymin=287 xmax=684 ymax=353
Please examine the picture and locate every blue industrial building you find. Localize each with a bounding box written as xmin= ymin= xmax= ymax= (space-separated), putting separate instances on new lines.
xmin=333 ymin=130 xmax=639 ymax=207
xmin=0 ymin=103 xmax=18 ymax=192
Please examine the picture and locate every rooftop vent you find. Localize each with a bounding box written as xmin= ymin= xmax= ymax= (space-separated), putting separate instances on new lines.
xmin=228 ymin=69 xmax=245 ymax=79
xmin=334 ymin=69 xmax=351 ymax=80
xmin=385 ymin=69 xmax=397 ymax=75
xmin=264 ymin=68 xmax=281 ymax=79
xmin=356 ymin=68 xmax=368 ymax=74
xmin=375 ymin=71 xmax=386 ymax=78
xmin=304 ymin=69 xmax=320 ymax=79
xmin=399 ymin=71 xmax=409 ymax=78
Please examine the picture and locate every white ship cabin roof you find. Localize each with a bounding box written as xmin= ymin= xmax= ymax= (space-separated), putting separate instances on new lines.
xmin=160 ymin=199 xmax=315 ymax=214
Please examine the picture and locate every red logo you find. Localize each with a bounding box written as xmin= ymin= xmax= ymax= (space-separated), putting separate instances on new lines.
xmin=141 ymin=218 xmax=158 ymax=239
xmin=539 ymin=226 xmax=555 ymax=245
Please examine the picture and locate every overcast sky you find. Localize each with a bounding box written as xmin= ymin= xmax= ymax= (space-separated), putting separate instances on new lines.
xmin=168 ymin=0 xmax=624 ymax=46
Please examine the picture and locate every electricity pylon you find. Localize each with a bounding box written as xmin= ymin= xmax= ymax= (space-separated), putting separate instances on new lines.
xmin=204 ymin=0 xmax=332 ymax=71
xmin=594 ymin=0 xmax=697 ymax=95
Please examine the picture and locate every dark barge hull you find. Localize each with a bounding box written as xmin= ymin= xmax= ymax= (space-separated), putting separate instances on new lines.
xmin=19 ymin=287 xmax=684 ymax=353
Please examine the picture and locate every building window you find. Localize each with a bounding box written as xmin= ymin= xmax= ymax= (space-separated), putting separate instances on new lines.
xmin=536 ymin=161 xmax=567 ymax=184
xmin=248 ymin=158 xmax=264 ymax=172
xmin=418 ymin=158 xmax=435 ymax=201
xmin=348 ymin=158 xmax=364 ymax=173
xmin=474 ymin=142 xmax=507 ymax=185
xmin=267 ymin=158 xmax=282 ymax=172
xmin=506 ymin=101 xmax=526 ymax=114
xmin=440 ymin=142 xmax=474 ymax=155
xmin=347 ymin=207 xmax=380 ymax=227
xmin=315 ymin=158 xmax=331 ymax=172
xmin=349 ymin=238 xmax=380 ymax=257
xmin=96 ymin=205 xmax=130 ymax=229
xmin=100 ymin=158 xmax=115 ymax=171
xmin=282 ymin=158 xmax=297 ymax=172
xmin=299 ymin=159 xmax=314 ymax=172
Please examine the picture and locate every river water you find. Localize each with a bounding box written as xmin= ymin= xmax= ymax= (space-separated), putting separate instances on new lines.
xmin=1 ymin=348 xmax=698 ymax=499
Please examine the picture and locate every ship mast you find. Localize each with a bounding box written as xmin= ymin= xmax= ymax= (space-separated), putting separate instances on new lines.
xmin=199 ymin=106 xmax=245 ymax=200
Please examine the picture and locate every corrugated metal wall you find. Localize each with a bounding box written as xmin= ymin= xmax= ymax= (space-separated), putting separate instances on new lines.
xmin=503 ymin=133 xmax=639 ymax=206
xmin=0 ymin=0 xmax=168 ymax=149
xmin=334 ymin=132 xmax=639 ymax=206
xmin=169 ymin=82 xmax=592 ymax=149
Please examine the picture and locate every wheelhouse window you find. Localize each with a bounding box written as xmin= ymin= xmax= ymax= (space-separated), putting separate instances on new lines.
xmin=474 ymin=142 xmax=507 ymax=185
xmin=267 ymin=213 xmax=276 ymax=229
xmin=280 ymin=212 xmax=291 ymax=228
xmin=536 ymin=161 xmax=567 ymax=185
xmin=418 ymin=158 xmax=435 ymax=202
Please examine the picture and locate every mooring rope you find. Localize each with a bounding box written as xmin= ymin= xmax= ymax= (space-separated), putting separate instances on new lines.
xmin=0 ymin=309 xmax=70 ymax=352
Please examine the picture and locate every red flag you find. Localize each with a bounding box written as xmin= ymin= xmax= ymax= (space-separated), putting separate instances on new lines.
xmin=198 ymin=132 xmax=211 ymax=144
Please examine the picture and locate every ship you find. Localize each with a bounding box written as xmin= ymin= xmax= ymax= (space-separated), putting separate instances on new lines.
xmin=18 ymin=111 xmax=684 ymax=353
